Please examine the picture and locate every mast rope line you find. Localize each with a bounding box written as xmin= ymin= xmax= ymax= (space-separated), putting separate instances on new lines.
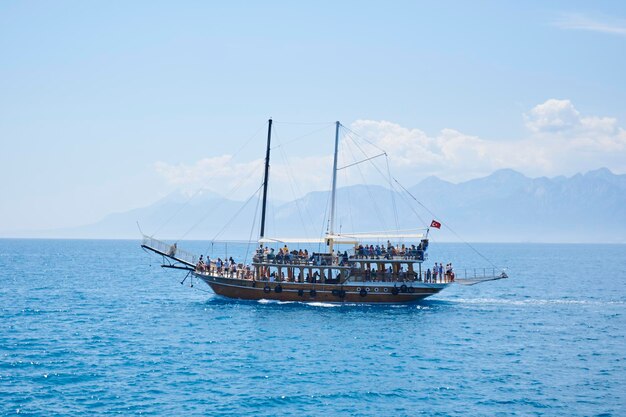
xmin=343 ymin=124 xmax=425 ymax=229
xmin=278 ymin=143 xmax=314 ymax=240
xmin=319 ymin=169 xmax=334 ymax=252
xmin=270 ymin=123 xmax=335 ymax=150
xmin=342 ymin=125 xmax=498 ymax=269
xmin=392 ymin=177 xmax=499 ymax=269
xmin=272 ymin=126 xmax=317 ymax=239
xmin=343 ymin=129 xmax=428 ymax=229
xmin=151 ymin=122 xmax=267 ymax=237
xmin=210 ymin=183 xmax=265 ymax=243
xmin=273 ymin=121 xmax=335 ymax=125
xmin=176 ymin=160 xmax=265 ymax=242
xmin=385 ymin=156 xmax=401 ymax=234
xmin=342 ymin=131 xmax=391 ymax=232
xmin=243 ymin=184 xmax=262 ymax=265
xmin=342 ymin=125 xmax=387 ymax=154
xmin=340 ymin=139 xmax=356 ymax=234
xmin=337 ymin=152 xmax=386 ymax=170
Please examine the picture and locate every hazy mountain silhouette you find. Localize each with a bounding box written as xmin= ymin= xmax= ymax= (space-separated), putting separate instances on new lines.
xmin=9 ymin=168 xmax=626 ymax=243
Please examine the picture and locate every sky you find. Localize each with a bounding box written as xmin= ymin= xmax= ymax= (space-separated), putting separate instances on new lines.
xmin=1 ymin=1 xmax=625 ymax=233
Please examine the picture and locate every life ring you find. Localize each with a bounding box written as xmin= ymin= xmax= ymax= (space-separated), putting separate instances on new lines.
xmin=263 ymin=285 xmax=271 ymax=293
xmin=298 ymin=289 xmax=304 ymax=297
xmin=374 ymin=287 xmax=379 ymax=292
xmin=365 ymin=287 xmax=371 ymax=292
xmin=359 ymin=288 xmax=367 ymax=297
xmin=274 ymin=285 xmax=283 ymax=293
xmin=391 ymin=286 xmax=399 ymax=295
xmin=356 ymin=287 xmax=361 ymax=292
xmin=383 ymin=287 xmax=389 ymax=293
xmin=408 ymin=286 xmax=416 ymax=293
xmin=400 ymin=284 xmax=408 ymax=293
xmin=309 ymin=289 xmax=317 ymax=297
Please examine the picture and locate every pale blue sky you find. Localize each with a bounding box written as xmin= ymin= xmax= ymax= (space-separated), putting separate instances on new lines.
xmin=1 ymin=1 xmax=625 ymax=233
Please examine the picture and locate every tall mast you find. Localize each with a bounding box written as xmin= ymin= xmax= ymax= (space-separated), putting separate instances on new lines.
xmin=328 ymin=121 xmax=340 ymax=252
xmin=259 ymin=118 xmax=272 ymax=240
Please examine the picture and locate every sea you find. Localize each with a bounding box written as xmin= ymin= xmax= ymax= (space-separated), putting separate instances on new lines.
xmin=0 ymin=239 xmax=624 ymax=416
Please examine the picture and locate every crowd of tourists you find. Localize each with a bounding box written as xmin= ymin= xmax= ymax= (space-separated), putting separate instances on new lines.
xmin=255 ymin=245 xmax=311 ymax=263
xmin=195 ymin=255 xmax=254 ymax=279
xmin=194 ymin=243 xmax=454 ymax=283
xmin=423 ymin=262 xmax=455 ymax=283
xmin=353 ymin=240 xmax=427 ymax=259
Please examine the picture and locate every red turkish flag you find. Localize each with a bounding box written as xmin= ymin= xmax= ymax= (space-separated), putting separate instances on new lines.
xmin=430 ymin=220 xmax=441 ymax=229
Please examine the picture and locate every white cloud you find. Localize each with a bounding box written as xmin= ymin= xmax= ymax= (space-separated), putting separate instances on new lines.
xmin=154 ymin=155 xmax=264 ymax=191
xmin=155 ymin=99 xmax=626 ymax=197
xmin=524 ymin=99 xmax=620 ymax=138
xmin=554 ymin=13 xmax=626 ymax=36
xmin=154 ymin=152 xmax=333 ymax=201
xmin=524 ymin=99 xmax=582 ymax=133
xmin=349 ymin=100 xmax=626 ymax=181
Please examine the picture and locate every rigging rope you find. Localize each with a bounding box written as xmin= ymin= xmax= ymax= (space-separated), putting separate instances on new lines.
xmin=344 ymin=123 xmax=500 ymax=269
xmin=244 ymin=185 xmax=262 ymax=265
xmin=318 ymin=172 xmax=333 ymax=252
xmin=385 ymin=156 xmax=400 ymax=235
xmin=151 ymin=122 xmax=266 ymax=237
xmin=345 ymin=130 xmax=422 ymax=236
xmin=175 ymin=159 xmax=265 ymax=242
xmin=342 ymin=125 xmax=387 ymax=153
xmin=342 ymin=131 xmax=390 ymax=233
xmin=392 ymin=177 xmax=499 ymax=269
xmin=273 ymin=121 xmax=335 ymax=125
xmin=271 ymin=123 xmax=334 ymax=150
xmin=210 ymin=184 xmax=265 ymax=243
xmin=278 ymin=146 xmax=313 ymax=239
xmin=340 ymin=139 xmax=356 ymax=233
xmin=337 ymin=152 xmax=386 ymax=170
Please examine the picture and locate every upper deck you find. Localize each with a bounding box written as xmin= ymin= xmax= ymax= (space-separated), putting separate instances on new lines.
xmin=252 ymin=239 xmax=429 ymax=267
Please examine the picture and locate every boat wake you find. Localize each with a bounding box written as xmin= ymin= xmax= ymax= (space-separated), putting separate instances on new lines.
xmin=305 ymin=301 xmax=344 ymax=308
xmin=448 ymin=298 xmax=625 ymax=307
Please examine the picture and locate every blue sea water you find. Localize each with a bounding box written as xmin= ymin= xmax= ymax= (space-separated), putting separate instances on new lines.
xmin=0 ymin=239 xmax=624 ymax=416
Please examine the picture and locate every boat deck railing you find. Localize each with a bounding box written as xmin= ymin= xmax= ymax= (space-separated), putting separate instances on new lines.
xmin=454 ymin=268 xmax=508 ymax=285
xmin=348 ymin=252 xmax=425 ymax=262
xmin=350 ymin=272 xmax=452 ymax=283
xmin=461 ymin=268 xmax=501 ymax=279
xmin=194 ymin=265 xmax=505 ymax=285
xmin=252 ymin=254 xmax=349 ymax=267
xmin=252 ymin=253 xmax=425 ymax=266
xmin=141 ymin=235 xmax=198 ymax=266
xmin=196 ymin=265 xmax=254 ymax=280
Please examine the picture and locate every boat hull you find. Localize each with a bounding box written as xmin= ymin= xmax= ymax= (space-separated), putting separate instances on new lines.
xmin=194 ymin=273 xmax=447 ymax=304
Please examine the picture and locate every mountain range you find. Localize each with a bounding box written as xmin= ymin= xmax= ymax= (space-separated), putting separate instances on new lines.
xmin=7 ymin=168 xmax=626 ymax=243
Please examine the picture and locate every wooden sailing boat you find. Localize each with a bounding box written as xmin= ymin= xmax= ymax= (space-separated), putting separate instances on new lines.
xmin=142 ymin=119 xmax=507 ymax=303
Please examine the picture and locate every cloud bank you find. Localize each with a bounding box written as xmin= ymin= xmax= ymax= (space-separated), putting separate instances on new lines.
xmin=155 ymin=99 xmax=626 ymax=199
xmin=553 ymin=13 xmax=626 ymax=36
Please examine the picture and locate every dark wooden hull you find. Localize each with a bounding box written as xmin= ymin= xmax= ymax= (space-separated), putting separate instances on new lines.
xmin=194 ymin=273 xmax=447 ymax=304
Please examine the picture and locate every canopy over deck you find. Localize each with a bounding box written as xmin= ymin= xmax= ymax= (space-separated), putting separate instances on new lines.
xmin=259 ymin=229 xmax=427 ymax=245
